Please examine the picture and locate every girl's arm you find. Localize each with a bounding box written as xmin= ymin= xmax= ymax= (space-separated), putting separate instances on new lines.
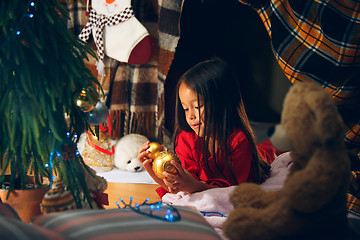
xmin=229 ymin=132 xmax=253 ymax=184
xmin=138 ymin=141 xmax=208 ymax=193
xmin=138 ymin=141 xmax=169 ymax=190
xmin=163 ymin=160 xmax=219 ymax=194
xmin=173 ymin=131 xmax=228 ymax=192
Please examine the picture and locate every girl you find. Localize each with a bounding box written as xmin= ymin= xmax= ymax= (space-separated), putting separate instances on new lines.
xmin=138 ymin=57 xmax=277 ymax=197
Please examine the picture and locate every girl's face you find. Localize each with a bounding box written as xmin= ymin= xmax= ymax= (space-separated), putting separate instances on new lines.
xmin=178 ymin=82 xmax=205 ymax=137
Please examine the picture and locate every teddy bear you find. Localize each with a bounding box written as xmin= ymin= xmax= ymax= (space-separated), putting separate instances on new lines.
xmin=81 ymin=165 xmax=109 ymax=209
xmin=113 ymin=134 xmax=148 ymax=172
xmin=222 ymin=82 xmax=351 ymax=240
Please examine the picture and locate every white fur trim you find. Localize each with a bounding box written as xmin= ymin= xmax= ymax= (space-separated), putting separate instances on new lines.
xmin=102 ymin=17 xmax=149 ymax=62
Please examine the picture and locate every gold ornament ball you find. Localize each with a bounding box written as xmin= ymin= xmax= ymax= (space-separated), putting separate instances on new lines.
xmin=73 ymin=87 xmax=99 ymax=112
xmin=152 ymin=151 xmax=181 ymax=179
xmin=147 ymin=142 xmax=164 ymax=159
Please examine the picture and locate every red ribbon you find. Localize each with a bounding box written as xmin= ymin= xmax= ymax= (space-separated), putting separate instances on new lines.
xmin=86 ymin=136 xmax=114 ymax=156
xmin=86 ymin=113 xmax=114 ymax=155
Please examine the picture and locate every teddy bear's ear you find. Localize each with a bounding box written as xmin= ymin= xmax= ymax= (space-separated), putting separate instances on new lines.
xmin=303 ymin=85 xmax=344 ymax=146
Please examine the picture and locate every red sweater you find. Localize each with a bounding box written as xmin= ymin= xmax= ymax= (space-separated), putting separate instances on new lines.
xmin=156 ymin=129 xmax=278 ymax=197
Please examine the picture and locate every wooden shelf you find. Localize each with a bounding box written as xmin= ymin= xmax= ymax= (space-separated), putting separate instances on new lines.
xmin=103 ymin=182 xmax=161 ymax=209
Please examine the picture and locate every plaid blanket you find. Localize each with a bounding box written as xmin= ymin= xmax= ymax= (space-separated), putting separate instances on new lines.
xmin=240 ymin=0 xmax=360 ymax=217
xmin=61 ymin=0 xmax=182 ymax=141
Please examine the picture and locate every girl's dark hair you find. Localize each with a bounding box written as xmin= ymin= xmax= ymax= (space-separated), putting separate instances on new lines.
xmin=174 ymin=57 xmax=270 ymax=184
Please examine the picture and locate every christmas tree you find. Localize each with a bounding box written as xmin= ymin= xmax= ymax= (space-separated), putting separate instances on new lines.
xmin=0 ymin=0 xmax=102 ymax=207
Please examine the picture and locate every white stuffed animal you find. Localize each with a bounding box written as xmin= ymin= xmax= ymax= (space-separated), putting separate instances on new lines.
xmin=113 ymin=134 xmax=148 ymax=172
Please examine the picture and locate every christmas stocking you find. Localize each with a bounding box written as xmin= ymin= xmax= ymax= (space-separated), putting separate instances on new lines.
xmin=79 ymin=0 xmax=152 ymax=76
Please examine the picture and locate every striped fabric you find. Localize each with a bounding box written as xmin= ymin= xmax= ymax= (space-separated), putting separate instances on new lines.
xmin=32 ymin=206 xmax=221 ymax=240
xmin=0 ymin=216 xmax=64 ymax=240
xmin=0 ymin=203 xmax=20 ymax=220
xmin=240 ymin=0 xmax=360 ymax=216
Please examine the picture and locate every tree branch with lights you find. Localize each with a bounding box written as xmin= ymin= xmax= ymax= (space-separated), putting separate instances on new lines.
xmin=0 ymin=0 xmax=106 ymax=208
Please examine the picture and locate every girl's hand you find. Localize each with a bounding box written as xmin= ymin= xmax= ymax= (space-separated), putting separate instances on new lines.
xmin=138 ymin=142 xmax=167 ymax=188
xmin=138 ymin=141 xmax=152 ymax=169
xmin=163 ymin=160 xmax=216 ymax=194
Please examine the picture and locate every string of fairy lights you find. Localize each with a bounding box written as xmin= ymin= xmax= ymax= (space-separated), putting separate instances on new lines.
xmin=116 ymin=197 xmax=181 ymax=222
xmin=45 ymin=132 xmax=80 ymax=189
xmin=0 ymin=0 xmax=36 ymax=50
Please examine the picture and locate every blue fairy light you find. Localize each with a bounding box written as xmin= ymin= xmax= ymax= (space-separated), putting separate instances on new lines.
xmin=116 ymin=197 xmax=181 ymax=222
xmin=1 ymin=0 xmax=36 ymax=50
xmin=165 ymin=214 xmax=174 ymax=221
xmin=47 ymin=132 xmax=83 ymax=189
